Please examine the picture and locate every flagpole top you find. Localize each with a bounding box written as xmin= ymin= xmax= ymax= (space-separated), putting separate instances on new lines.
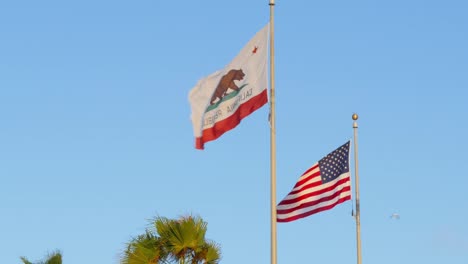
xmin=269 ymin=0 xmax=275 ymax=5
xmin=352 ymin=113 xmax=359 ymax=121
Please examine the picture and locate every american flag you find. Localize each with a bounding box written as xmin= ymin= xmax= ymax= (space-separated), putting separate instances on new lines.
xmin=277 ymin=141 xmax=352 ymax=222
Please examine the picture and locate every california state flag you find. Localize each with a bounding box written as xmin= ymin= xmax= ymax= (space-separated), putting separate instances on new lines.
xmin=189 ymin=24 xmax=269 ymax=150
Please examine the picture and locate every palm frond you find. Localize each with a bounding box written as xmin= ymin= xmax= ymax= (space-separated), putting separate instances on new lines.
xmin=44 ymin=251 xmax=62 ymax=264
xmin=20 ymin=251 xmax=62 ymax=264
xmin=20 ymin=256 xmax=33 ymax=264
xmin=203 ymin=241 xmax=221 ymax=264
xmin=122 ymin=230 xmax=168 ymax=264
xmin=122 ymin=214 xmax=220 ymax=264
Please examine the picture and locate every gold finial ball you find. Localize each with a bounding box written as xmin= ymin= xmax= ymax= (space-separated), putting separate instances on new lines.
xmin=352 ymin=113 xmax=359 ymax=120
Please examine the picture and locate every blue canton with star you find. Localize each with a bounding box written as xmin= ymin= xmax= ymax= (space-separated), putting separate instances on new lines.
xmin=318 ymin=141 xmax=350 ymax=184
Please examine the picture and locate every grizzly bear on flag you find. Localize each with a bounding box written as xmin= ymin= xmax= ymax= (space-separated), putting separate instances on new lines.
xmin=210 ymin=69 xmax=245 ymax=105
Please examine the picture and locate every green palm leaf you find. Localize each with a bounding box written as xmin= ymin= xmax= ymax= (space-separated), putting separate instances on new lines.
xmin=122 ymin=231 xmax=169 ymax=264
xmin=20 ymin=251 xmax=62 ymax=264
xmin=122 ymin=215 xmax=221 ymax=264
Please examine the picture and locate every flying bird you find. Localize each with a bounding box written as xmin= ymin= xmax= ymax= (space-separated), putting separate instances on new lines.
xmin=390 ymin=213 xmax=400 ymax=220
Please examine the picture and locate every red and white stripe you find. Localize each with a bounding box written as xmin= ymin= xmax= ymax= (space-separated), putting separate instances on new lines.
xmin=277 ymin=163 xmax=351 ymax=223
xmin=195 ymin=90 xmax=267 ymax=149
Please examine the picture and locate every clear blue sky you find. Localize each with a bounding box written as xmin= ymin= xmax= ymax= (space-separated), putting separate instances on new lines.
xmin=1 ymin=0 xmax=467 ymax=263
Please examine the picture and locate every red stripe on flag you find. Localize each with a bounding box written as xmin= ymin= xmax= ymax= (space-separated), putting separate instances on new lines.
xmin=292 ymin=165 xmax=320 ymax=189
xmin=290 ymin=174 xmax=322 ymax=195
xmin=300 ymin=164 xmax=320 ymax=180
xmin=195 ymin=89 xmax=268 ymax=149
xmin=278 ymin=177 xmax=351 ymax=206
xmin=277 ymin=195 xmax=351 ymax=223
xmin=277 ymin=184 xmax=351 ymax=213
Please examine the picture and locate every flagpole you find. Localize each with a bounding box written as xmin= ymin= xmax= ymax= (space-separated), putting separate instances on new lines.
xmin=269 ymin=1 xmax=277 ymax=264
xmin=352 ymin=113 xmax=362 ymax=264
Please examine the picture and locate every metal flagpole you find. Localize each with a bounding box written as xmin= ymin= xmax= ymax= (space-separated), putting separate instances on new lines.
xmin=269 ymin=1 xmax=277 ymax=264
xmin=352 ymin=113 xmax=362 ymax=264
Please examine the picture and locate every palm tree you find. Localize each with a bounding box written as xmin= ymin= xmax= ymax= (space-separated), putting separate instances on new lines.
xmin=122 ymin=215 xmax=221 ymax=264
xmin=155 ymin=216 xmax=221 ymax=264
xmin=20 ymin=251 xmax=62 ymax=264
xmin=191 ymin=241 xmax=221 ymax=264
xmin=122 ymin=231 xmax=169 ymax=264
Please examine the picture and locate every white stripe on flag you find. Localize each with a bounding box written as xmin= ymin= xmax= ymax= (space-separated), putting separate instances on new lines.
xmin=277 ymin=189 xmax=352 ymax=221
xmin=277 ymin=175 xmax=351 ymax=210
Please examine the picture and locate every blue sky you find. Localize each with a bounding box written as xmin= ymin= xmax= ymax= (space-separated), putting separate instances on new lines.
xmin=1 ymin=0 xmax=467 ymax=263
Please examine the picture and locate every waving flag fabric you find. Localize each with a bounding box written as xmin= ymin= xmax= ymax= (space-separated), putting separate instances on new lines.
xmin=189 ymin=24 xmax=269 ymax=150
xmin=277 ymin=141 xmax=352 ymax=222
